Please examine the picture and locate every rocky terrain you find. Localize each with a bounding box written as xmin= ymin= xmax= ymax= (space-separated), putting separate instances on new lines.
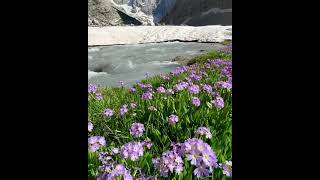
xmin=88 ymin=0 xmax=142 ymax=26
xmin=161 ymin=0 xmax=232 ymax=26
xmin=88 ymin=0 xmax=232 ymax=26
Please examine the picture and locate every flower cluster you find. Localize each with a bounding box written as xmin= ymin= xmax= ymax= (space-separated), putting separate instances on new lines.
xmin=182 ymin=138 xmax=218 ymax=178
xmin=120 ymin=141 xmax=144 ymax=161
xmin=168 ymin=114 xmax=179 ymax=125
xmin=191 ymin=97 xmax=201 ymax=107
xmin=138 ymin=83 xmax=153 ymax=89
xmin=120 ymin=104 xmax=129 ymax=116
xmin=171 ymin=66 xmax=187 ymax=75
xmin=88 ymin=84 xmax=97 ymax=93
xmin=88 ymin=136 xmax=106 ymax=152
xmin=130 ymin=123 xmax=145 ymax=137
xmin=195 ymin=127 xmax=212 ymax=139
xmin=160 ymin=74 xmax=170 ymax=80
xmin=219 ymin=161 xmax=232 ymax=177
xmin=201 ymin=84 xmax=213 ymax=94
xmin=156 ymin=86 xmax=166 ymax=93
xmin=103 ymin=108 xmax=114 ymax=117
xmin=173 ymin=81 xmax=188 ymax=91
xmin=189 ymin=73 xmax=201 ymax=81
xmin=211 ymin=96 xmax=225 ymax=109
xmin=97 ymin=163 xmax=133 ymax=180
xmin=142 ymin=138 xmax=153 ymax=149
xmin=215 ymin=81 xmax=232 ymax=90
xmin=95 ymin=93 xmax=103 ymax=100
xmin=142 ymin=91 xmax=153 ymax=100
xmin=88 ymin=84 xmax=105 ymax=101
xmin=188 ymin=84 xmax=200 ymax=94
xmin=129 ymin=87 xmax=136 ymax=93
xmin=219 ymin=44 xmax=232 ymax=54
xmin=153 ymin=150 xmax=184 ymax=177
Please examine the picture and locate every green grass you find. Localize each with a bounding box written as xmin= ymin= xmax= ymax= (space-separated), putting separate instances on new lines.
xmin=88 ymin=46 xmax=232 ymax=179
xmin=195 ymin=49 xmax=232 ymax=64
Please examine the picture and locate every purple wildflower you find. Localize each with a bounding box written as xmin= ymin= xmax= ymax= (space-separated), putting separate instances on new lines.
xmin=211 ymin=96 xmax=225 ymax=109
xmin=190 ymin=74 xmax=201 ymax=81
xmin=168 ymin=114 xmax=179 ymax=125
xmin=173 ymin=83 xmax=184 ymax=91
xmin=142 ymin=138 xmax=153 ymax=149
xmin=120 ymin=105 xmax=128 ymax=116
xmin=142 ymin=91 xmax=153 ymax=100
xmin=185 ymin=77 xmax=193 ymax=83
xmin=180 ymin=81 xmax=189 ymax=88
xmin=160 ymin=74 xmax=170 ymax=80
xmin=98 ymin=151 xmax=112 ymax=165
xmin=138 ymin=83 xmax=153 ymax=89
xmin=153 ymin=150 xmax=184 ymax=177
xmin=98 ymin=163 xmax=133 ymax=180
xmin=219 ymin=161 xmax=232 ymax=177
xmin=191 ymin=97 xmax=201 ymax=107
xmin=182 ymin=138 xmax=218 ymax=178
xmin=207 ymin=59 xmax=227 ymax=67
xmin=95 ymin=93 xmax=103 ymax=100
xmin=200 ymin=71 xmax=207 ymax=76
xmin=130 ymin=123 xmax=145 ymax=137
xmin=219 ymin=45 xmax=232 ymax=54
xmin=171 ymin=142 xmax=185 ymax=156
xmin=194 ymin=164 xmax=210 ymax=178
xmin=195 ymin=127 xmax=212 ymax=139
xmin=112 ymin=147 xmax=119 ymax=154
xmin=88 ymin=136 xmax=106 ymax=152
xmin=215 ymin=81 xmax=232 ymax=90
xmin=157 ymin=86 xmax=166 ymax=93
xmin=220 ymin=67 xmax=232 ymax=78
xmin=88 ymin=84 xmax=97 ymax=93
xmin=171 ymin=66 xmax=186 ymax=75
xmin=120 ymin=141 xmax=144 ymax=161
xmin=129 ymin=88 xmax=136 ymax=93
xmin=188 ymin=84 xmax=200 ymax=94
xmin=103 ymin=108 xmax=114 ymax=117
xmin=186 ymin=152 xmax=202 ymax=165
xmin=202 ymin=84 xmax=213 ymax=94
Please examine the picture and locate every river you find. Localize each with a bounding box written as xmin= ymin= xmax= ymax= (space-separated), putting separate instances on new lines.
xmin=88 ymin=41 xmax=225 ymax=87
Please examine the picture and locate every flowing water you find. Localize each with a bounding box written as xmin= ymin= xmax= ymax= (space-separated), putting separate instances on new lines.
xmin=88 ymin=42 xmax=225 ymax=87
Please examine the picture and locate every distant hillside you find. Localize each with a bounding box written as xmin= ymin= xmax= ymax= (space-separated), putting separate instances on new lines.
xmin=88 ymin=0 xmax=232 ymax=26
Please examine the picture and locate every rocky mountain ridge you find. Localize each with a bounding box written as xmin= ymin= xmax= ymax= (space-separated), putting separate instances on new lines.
xmin=88 ymin=0 xmax=232 ymax=26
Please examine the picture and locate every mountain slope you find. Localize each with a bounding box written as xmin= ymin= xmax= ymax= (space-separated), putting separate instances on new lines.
xmin=88 ymin=0 xmax=232 ymax=26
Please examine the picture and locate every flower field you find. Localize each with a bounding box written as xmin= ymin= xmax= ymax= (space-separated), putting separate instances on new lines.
xmin=88 ymin=45 xmax=232 ymax=180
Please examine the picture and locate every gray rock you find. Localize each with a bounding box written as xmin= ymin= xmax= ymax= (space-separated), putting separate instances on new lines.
xmin=172 ymin=55 xmax=197 ymax=66
xmin=161 ymin=0 xmax=232 ymax=26
xmin=88 ymin=0 xmax=142 ymax=26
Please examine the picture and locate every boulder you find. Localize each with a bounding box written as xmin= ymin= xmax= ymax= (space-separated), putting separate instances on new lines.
xmin=172 ymin=55 xmax=197 ymax=66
